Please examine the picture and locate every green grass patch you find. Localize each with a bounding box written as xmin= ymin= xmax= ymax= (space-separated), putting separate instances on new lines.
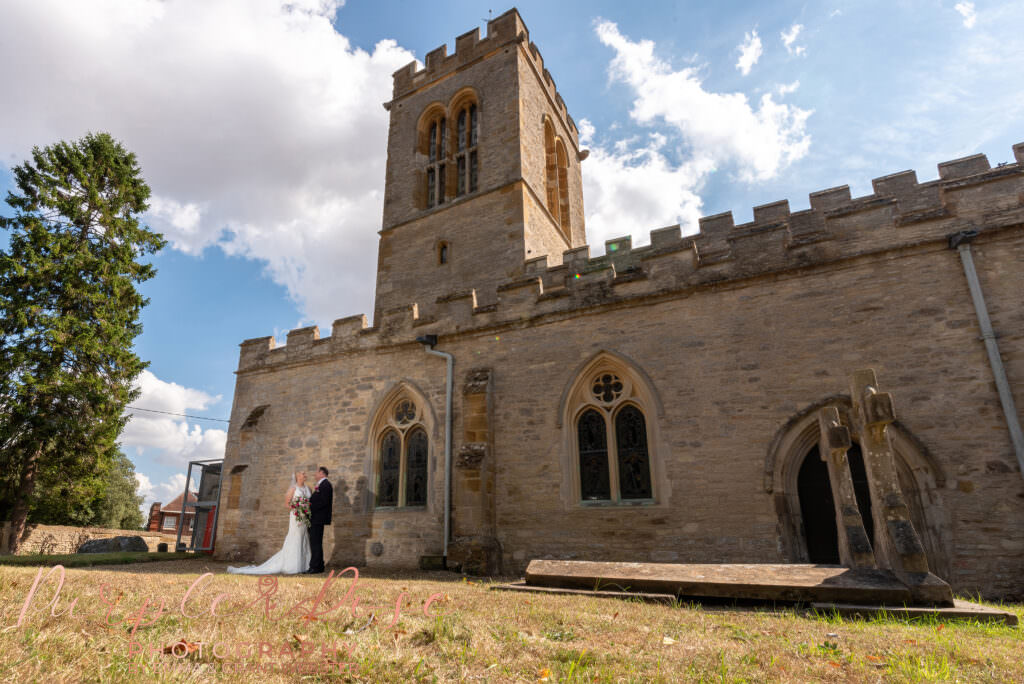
xmin=0 ymin=551 xmax=192 ymax=567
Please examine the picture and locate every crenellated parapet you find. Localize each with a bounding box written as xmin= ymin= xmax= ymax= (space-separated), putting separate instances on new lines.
xmin=522 ymin=37 xmax=578 ymax=142
xmin=388 ymin=8 xmax=578 ymax=142
xmin=238 ymin=143 xmax=1024 ymax=373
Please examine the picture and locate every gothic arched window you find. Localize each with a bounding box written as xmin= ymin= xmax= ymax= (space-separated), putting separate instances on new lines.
xmin=543 ymin=117 xmax=570 ymax=237
xmin=572 ymin=369 xmax=654 ymax=503
xmin=374 ymin=396 xmax=430 ymax=508
xmin=451 ymin=92 xmax=479 ymax=197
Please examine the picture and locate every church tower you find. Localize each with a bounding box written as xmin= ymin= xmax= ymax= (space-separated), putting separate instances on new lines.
xmin=374 ymin=9 xmax=586 ymax=320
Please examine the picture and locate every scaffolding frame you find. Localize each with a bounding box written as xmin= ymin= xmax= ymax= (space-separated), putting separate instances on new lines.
xmin=175 ymin=458 xmax=224 ymax=552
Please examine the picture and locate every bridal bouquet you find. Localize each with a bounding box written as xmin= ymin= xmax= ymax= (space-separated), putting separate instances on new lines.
xmin=290 ymin=495 xmax=311 ymax=528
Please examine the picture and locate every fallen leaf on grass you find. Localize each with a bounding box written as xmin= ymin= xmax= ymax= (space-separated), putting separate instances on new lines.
xmin=662 ymin=636 xmax=676 ymax=645
xmin=163 ymin=639 xmax=199 ymax=655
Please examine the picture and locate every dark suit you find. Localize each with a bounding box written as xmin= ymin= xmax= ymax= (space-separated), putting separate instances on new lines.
xmin=308 ymin=478 xmax=333 ymax=572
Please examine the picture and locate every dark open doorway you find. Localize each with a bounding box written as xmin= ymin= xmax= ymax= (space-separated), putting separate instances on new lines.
xmin=797 ymin=444 xmax=874 ymax=564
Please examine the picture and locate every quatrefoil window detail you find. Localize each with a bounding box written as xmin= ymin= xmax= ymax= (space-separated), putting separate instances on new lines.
xmin=394 ymin=400 xmax=416 ymax=425
xmin=592 ymin=374 xmax=623 ymax=403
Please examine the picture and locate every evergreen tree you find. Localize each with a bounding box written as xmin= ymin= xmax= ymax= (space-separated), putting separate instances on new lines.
xmin=92 ymin=450 xmax=146 ymax=530
xmin=0 ymin=132 xmax=164 ymax=552
xmin=24 ymin=449 xmax=145 ymax=530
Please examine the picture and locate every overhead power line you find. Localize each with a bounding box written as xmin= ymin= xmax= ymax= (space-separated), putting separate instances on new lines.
xmin=126 ymin=406 xmax=230 ymax=423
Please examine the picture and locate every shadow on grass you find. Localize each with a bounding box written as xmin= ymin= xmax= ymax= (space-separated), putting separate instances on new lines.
xmin=0 ymin=551 xmax=192 ymax=568
xmin=52 ymin=556 xmax=524 ymax=581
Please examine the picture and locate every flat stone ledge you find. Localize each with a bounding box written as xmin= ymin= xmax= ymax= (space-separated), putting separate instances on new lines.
xmin=491 ymin=584 xmax=1018 ymax=625
xmin=524 ymin=560 xmax=953 ymax=606
xmin=491 ymin=582 xmax=677 ymax=604
xmin=811 ymin=600 xmax=1018 ymax=626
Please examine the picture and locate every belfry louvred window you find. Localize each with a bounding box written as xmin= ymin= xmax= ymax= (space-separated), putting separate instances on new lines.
xmin=420 ymin=94 xmax=479 ymax=210
xmin=454 ymin=101 xmax=478 ymax=197
xmin=425 ymin=116 xmax=447 ymax=208
xmin=543 ymin=117 xmax=570 ymax=237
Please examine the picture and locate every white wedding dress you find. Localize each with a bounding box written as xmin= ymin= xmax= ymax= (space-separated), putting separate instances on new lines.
xmin=227 ymin=484 xmax=311 ymax=575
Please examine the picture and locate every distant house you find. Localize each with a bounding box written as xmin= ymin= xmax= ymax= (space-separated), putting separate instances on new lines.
xmin=146 ymin=491 xmax=197 ymax=533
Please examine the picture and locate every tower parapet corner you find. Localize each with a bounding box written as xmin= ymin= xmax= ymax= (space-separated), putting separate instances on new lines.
xmin=238 ymin=336 xmax=275 ymax=372
xmin=390 ymin=7 xmax=527 ymax=101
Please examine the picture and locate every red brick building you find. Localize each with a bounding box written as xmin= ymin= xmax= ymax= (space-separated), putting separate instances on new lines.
xmin=146 ymin=491 xmax=197 ymax=534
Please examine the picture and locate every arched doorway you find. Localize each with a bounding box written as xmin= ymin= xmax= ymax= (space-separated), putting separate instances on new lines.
xmin=766 ymin=398 xmax=951 ymax=578
xmin=796 ymin=444 xmax=874 ymax=564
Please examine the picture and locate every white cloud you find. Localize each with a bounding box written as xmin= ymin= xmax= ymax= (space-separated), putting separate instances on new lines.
xmin=581 ymin=23 xmax=812 ymax=250
xmin=0 ymin=0 xmax=415 ymax=327
xmin=955 ymin=2 xmax=977 ymax=28
xmin=147 ymin=196 xmax=204 ymax=246
xmin=579 ymin=121 xmax=710 ymax=249
xmin=136 ymin=472 xmax=197 ymax=514
xmin=595 ymin=21 xmax=812 ymax=183
xmin=781 ymin=23 xmax=806 ymax=56
xmin=120 ymin=370 xmax=227 ymax=466
xmin=776 ymin=80 xmax=801 ymax=96
xmin=735 ymin=30 xmax=763 ymax=76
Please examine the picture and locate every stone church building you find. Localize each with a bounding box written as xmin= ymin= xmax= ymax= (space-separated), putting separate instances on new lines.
xmin=213 ymin=9 xmax=1024 ymax=598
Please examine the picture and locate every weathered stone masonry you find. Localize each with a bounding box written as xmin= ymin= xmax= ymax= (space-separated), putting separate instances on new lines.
xmin=214 ymin=8 xmax=1024 ymax=599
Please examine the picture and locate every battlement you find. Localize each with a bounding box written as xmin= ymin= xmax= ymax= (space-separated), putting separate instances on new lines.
xmin=238 ymin=143 xmax=1024 ymax=373
xmin=389 ymin=8 xmax=578 ymax=141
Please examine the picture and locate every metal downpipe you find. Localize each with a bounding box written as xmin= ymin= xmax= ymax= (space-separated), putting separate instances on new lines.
xmin=949 ymin=231 xmax=1024 ymax=479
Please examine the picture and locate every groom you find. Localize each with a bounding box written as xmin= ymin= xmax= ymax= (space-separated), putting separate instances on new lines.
xmin=305 ymin=466 xmax=333 ymax=574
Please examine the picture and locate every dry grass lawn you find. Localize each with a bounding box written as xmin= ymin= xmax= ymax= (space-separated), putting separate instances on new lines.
xmin=0 ymin=558 xmax=1020 ymax=683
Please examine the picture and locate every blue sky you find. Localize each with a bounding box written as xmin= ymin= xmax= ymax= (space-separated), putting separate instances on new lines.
xmin=2 ymin=0 xmax=1022 ymax=515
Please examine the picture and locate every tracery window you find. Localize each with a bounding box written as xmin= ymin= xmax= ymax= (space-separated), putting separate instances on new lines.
xmin=573 ymin=370 xmax=653 ymax=503
xmin=375 ymin=395 xmax=430 ymax=507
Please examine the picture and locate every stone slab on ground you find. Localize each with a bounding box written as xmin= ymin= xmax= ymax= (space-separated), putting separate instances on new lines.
xmin=810 ymin=599 xmax=1018 ymax=626
xmin=491 ymin=582 xmax=1018 ymax=626
xmin=492 ymin=581 xmax=677 ymax=604
xmin=524 ymin=560 xmax=954 ymax=606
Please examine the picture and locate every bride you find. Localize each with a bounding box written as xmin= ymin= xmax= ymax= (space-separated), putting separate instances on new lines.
xmin=227 ymin=470 xmax=311 ymax=575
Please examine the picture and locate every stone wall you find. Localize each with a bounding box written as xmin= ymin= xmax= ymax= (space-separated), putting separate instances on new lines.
xmin=218 ymin=143 xmax=1024 ymax=598
xmin=213 ymin=6 xmax=1024 ymax=597
xmin=377 ymin=7 xmax=587 ymax=318
xmin=0 ymin=522 xmax=178 ymax=555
